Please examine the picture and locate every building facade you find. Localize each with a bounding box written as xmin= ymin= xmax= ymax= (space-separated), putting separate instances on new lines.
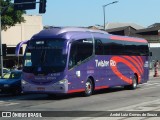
xmin=2 ymin=15 xmax=43 ymax=68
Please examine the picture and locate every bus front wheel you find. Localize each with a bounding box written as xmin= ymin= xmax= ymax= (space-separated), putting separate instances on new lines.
xmin=84 ymin=78 xmax=93 ymax=96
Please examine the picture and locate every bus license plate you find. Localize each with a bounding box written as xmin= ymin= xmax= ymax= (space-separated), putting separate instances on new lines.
xmin=37 ymin=87 xmax=45 ymax=91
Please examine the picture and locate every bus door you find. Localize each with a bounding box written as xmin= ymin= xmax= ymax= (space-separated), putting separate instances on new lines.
xmin=67 ymin=37 xmax=94 ymax=91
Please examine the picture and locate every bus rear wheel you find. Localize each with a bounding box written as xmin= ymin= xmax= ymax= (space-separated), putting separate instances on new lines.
xmin=125 ymin=75 xmax=138 ymax=90
xmin=84 ymin=78 xmax=93 ymax=96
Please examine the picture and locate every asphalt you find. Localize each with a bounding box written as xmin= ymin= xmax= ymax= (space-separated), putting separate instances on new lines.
xmin=73 ymin=70 xmax=160 ymax=120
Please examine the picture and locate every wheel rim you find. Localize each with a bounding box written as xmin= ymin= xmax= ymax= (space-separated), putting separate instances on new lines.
xmin=86 ymin=81 xmax=92 ymax=94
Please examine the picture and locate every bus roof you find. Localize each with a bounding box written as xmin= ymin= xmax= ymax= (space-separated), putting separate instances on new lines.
xmin=56 ymin=27 xmax=108 ymax=35
xmin=32 ymin=27 xmax=108 ymax=39
xmin=31 ymin=27 xmax=147 ymax=43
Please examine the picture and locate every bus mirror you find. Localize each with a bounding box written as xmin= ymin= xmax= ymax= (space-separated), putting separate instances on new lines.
xmin=15 ymin=40 xmax=29 ymax=56
xmin=150 ymin=52 xmax=152 ymax=56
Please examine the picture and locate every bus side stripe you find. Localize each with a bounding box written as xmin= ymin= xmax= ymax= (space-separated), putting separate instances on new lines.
xmin=123 ymin=56 xmax=143 ymax=75
xmin=95 ymin=86 xmax=109 ymax=90
xmin=111 ymin=56 xmax=141 ymax=83
xmin=137 ymin=56 xmax=144 ymax=66
xmin=110 ymin=36 xmax=147 ymax=43
xmin=131 ymin=56 xmax=144 ymax=73
xmin=68 ymin=89 xmax=85 ymax=93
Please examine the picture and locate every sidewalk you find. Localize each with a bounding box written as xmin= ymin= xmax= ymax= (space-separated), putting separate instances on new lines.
xmin=149 ymin=69 xmax=160 ymax=79
xmin=149 ymin=70 xmax=154 ymax=78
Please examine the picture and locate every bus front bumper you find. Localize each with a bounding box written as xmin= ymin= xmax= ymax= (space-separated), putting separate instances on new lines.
xmin=21 ymin=79 xmax=68 ymax=94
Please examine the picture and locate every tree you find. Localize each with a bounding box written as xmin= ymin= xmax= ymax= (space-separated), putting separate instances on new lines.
xmin=0 ymin=0 xmax=26 ymax=31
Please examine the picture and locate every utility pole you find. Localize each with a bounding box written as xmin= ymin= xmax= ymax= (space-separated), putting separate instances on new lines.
xmin=103 ymin=1 xmax=118 ymax=30
xmin=0 ymin=11 xmax=3 ymax=76
xmin=0 ymin=3 xmax=13 ymax=77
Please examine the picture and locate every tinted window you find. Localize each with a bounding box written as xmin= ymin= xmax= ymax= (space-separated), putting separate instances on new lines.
xmin=137 ymin=42 xmax=149 ymax=56
xmin=124 ymin=41 xmax=149 ymax=56
xmin=106 ymin=40 xmax=124 ymax=55
xmin=95 ymin=38 xmax=149 ymax=56
xmin=124 ymin=41 xmax=138 ymax=55
xmin=69 ymin=39 xmax=93 ymax=68
xmin=95 ymin=39 xmax=103 ymax=55
xmin=95 ymin=38 xmax=124 ymax=55
xmin=23 ymin=39 xmax=67 ymax=73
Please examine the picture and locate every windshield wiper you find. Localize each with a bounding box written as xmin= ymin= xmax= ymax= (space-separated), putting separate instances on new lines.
xmin=40 ymin=50 xmax=47 ymax=64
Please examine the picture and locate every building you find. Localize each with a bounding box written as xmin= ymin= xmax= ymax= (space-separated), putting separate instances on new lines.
xmin=105 ymin=22 xmax=144 ymax=36
xmin=105 ymin=22 xmax=144 ymax=30
xmin=136 ymin=23 xmax=160 ymax=62
xmin=2 ymin=15 xmax=43 ymax=68
xmin=106 ymin=26 xmax=137 ymax=36
xmin=136 ymin=23 xmax=160 ymax=43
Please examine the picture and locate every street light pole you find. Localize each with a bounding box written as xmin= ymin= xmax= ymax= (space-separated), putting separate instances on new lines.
xmin=0 ymin=10 xmax=3 ymax=77
xmin=0 ymin=4 xmax=12 ymax=77
xmin=103 ymin=6 xmax=106 ymax=30
xmin=103 ymin=1 xmax=118 ymax=30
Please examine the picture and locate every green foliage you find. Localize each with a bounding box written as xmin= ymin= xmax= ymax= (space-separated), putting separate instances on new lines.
xmin=0 ymin=0 xmax=26 ymax=31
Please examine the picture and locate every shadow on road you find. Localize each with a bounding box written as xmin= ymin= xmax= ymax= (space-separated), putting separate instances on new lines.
xmin=0 ymin=86 xmax=140 ymax=101
xmin=46 ymin=86 xmax=137 ymax=100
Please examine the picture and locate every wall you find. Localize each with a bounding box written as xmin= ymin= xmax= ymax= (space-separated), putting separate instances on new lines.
xmin=1 ymin=15 xmax=43 ymax=68
xmin=2 ymin=15 xmax=43 ymax=48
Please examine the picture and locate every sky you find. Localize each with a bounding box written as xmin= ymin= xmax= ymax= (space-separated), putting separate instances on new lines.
xmin=27 ymin=0 xmax=160 ymax=28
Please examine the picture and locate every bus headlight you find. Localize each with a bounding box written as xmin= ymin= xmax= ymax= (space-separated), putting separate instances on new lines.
xmin=54 ymin=79 xmax=68 ymax=85
xmin=21 ymin=80 xmax=28 ymax=85
xmin=59 ymin=79 xmax=68 ymax=84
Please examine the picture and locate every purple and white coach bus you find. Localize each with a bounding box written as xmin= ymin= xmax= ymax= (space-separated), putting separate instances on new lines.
xmin=16 ymin=27 xmax=149 ymax=96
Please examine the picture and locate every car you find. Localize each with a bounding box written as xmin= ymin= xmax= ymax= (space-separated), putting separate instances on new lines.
xmin=0 ymin=70 xmax=22 ymax=95
xmin=0 ymin=68 xmax=10 ymax=75
xmin=3 ymin=68 xmax=10 ymax=74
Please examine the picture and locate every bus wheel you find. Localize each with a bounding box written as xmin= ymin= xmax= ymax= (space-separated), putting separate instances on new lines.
xmin=84 ymin=78 xmax=93 ymax=96
xmin=125 ymin=76 xmax=137 ymax=90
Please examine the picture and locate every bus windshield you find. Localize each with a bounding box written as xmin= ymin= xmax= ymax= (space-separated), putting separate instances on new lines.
xmin=23 ymin=39 xmax=67 ymax=73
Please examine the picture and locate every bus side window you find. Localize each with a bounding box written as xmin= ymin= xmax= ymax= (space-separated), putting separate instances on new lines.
xmin=69 ymin=42 xmax=77 ymax=69
xmin=69 ymin=39 xmax=93 ymax=69
xmin=95 ymin=39 xmax=103 ymax=55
